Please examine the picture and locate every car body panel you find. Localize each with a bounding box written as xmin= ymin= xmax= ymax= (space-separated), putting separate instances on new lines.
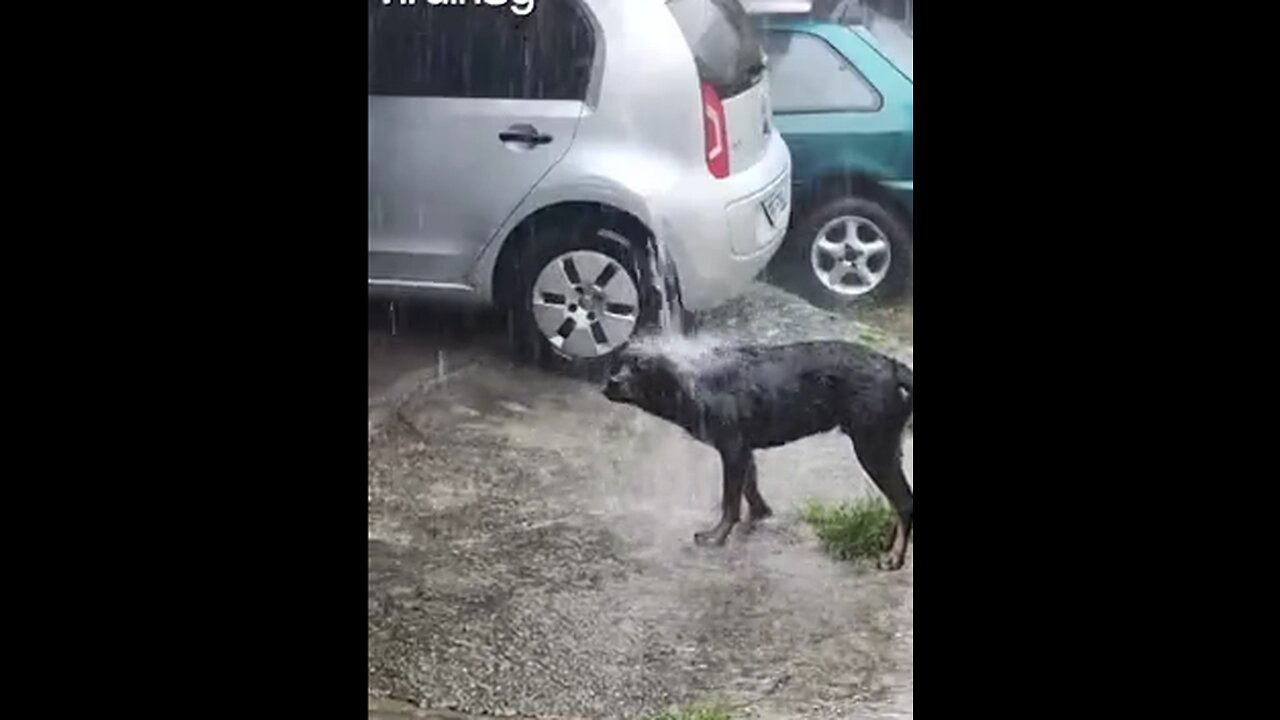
xmin=369 ymin=0 xmax=791 ymax=315
xmin=755 ymin=16 xmax=912 ymax=220
xmin=368 ymin=96 xmax=585 ymax=284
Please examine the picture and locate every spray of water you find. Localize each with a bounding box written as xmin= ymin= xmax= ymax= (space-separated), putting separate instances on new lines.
xmin=628 ymin=332 xmax=736 ymax=375
xmin=643 ymin=232 xmax=684 ymax=338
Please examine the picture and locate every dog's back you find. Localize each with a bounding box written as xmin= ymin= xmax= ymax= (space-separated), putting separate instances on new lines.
xmin=681 ymin=340 xmax=912 ymax=450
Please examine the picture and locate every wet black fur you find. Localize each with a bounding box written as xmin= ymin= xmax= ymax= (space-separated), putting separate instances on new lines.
xmin=603 ymin=340 xmax=914 ymax=569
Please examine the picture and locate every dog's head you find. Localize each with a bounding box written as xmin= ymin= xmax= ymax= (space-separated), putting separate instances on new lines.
xmin=602 ymin=350 xmax=681 ymax=410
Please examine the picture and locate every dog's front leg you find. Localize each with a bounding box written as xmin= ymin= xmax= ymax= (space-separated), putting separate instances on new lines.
xmin=695 ymin=446 xmax=749 ymax=547
xmin=743 ymin=458 xmax=773 ymax=524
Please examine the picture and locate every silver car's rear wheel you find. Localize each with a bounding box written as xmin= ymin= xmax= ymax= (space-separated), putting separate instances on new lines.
xmin=810 ymin=215 xmax=892 ymax=297
xmin=531 ymin=249 xmax=640 ymax=358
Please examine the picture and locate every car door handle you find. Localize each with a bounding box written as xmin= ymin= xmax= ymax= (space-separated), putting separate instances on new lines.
xmin=499 ymin=126 xmax=554 ymax=146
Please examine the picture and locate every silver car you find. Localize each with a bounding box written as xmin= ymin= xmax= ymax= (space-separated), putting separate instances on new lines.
xmin=368 ymin=0 xmax=791 ymax=368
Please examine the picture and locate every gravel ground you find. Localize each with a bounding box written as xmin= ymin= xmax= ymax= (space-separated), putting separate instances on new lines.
xmin=369 ymin=283 xmax=913 ymax=719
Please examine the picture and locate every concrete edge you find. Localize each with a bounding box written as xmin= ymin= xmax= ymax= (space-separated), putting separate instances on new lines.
xmin=369 ymin=362 xmax=481 ymax=413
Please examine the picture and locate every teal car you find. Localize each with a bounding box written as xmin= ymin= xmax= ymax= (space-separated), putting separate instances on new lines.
xmin=754 ymin=13 xmax=913 ymax=306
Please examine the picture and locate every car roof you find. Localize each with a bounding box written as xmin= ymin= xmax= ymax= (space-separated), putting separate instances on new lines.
xmin=740 ymin=0 xmax=815 ymax=12
xmin=757 ymin=16 xmax=912 ymax=84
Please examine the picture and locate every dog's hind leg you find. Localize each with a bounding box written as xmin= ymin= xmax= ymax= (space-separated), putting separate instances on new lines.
xmin=847 ymin=423 xmax=913 ymax=570
xmin=695 ymin=446 xmax=751 ymax=547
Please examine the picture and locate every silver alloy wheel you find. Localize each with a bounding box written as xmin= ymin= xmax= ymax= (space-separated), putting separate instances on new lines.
xmin=531 ymin=249 xmax=639 ymax=358
xmin=810 ymin=214 xmax=892 ymax=296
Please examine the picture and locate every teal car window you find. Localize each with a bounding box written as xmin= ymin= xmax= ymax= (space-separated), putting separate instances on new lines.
xmin=762 ymin=30 xmax=881 ymax=113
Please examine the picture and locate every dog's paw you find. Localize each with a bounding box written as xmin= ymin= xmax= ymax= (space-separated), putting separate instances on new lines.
xmin=749 ymin=505 xmax=774 ymax=522
xmin=877 ymin=552 xmax=906 ymax=571
xmin=693 ymin=529 xmax=728 ymax=547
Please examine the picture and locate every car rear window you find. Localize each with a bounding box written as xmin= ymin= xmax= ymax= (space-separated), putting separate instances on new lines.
xmin=368 ymin=0 xmax=594 ymax=100
xmin=666 ymin=0 xmax=766 ymax=98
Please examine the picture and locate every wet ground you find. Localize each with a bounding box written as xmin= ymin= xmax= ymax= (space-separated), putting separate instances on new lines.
xmin=369 ymin=282 xmax=913 ymax=719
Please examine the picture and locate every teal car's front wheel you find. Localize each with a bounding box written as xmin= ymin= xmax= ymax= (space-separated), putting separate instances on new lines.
xmin=777 ymin=196 xmax=912 ymax=308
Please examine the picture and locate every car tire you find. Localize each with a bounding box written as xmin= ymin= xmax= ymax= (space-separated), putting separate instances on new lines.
xmin=510 ymin=213 xmax=658 ymax=376
xmin=773 ymin=195 xmax=912 ymax=310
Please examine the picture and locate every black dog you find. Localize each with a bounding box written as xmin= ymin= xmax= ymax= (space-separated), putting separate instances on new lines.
xmin=603 ymin=340 xmax=914 ymax=570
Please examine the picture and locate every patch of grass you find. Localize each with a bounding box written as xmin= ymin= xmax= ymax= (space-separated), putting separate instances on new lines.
xmin=855 ymin=320 xmax=899 ymax=347
xmin=801 ymin=497 xmax=896 ymax=561
xmin=857 ymin=324 xmax=889 ymax=342
xmin=644 ymin=707 xmax=732 ymax=720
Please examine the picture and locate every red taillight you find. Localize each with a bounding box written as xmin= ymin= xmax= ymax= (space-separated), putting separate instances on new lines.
xmin=700 ymin=81 xmax=729 ymax=179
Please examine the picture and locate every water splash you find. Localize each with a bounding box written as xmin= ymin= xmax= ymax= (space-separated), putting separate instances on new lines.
xmin=628 ymin=332 xmax=736 ymax=375
xmin=644 ymin=232 xmax=684 ymax=338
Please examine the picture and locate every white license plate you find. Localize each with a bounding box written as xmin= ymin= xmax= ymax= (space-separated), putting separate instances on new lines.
xmin=762 ymin=186 xmax=788 ymax=228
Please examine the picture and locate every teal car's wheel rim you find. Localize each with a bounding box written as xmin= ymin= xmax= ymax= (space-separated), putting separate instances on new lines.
xmin=810 ymin=215 xmax=892 ymax=296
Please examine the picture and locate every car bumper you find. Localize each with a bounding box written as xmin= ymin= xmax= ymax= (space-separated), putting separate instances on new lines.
xmin=649 ymin=133 xmax=792 ymax=312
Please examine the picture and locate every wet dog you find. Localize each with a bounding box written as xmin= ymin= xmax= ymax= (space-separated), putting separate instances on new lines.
xmin=603 ymin=340 xmax=914 ymax=570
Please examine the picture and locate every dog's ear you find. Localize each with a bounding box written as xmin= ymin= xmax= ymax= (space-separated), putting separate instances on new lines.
xmin=606 ymin=352 xmax=629 ymax=378
xmin=651 ymin=353 xmax=679 ymax=377
xmin=643 ymin=354 xmax=697 ymax=400
xmin=609 ymin=347 xmax=646 ymax=374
